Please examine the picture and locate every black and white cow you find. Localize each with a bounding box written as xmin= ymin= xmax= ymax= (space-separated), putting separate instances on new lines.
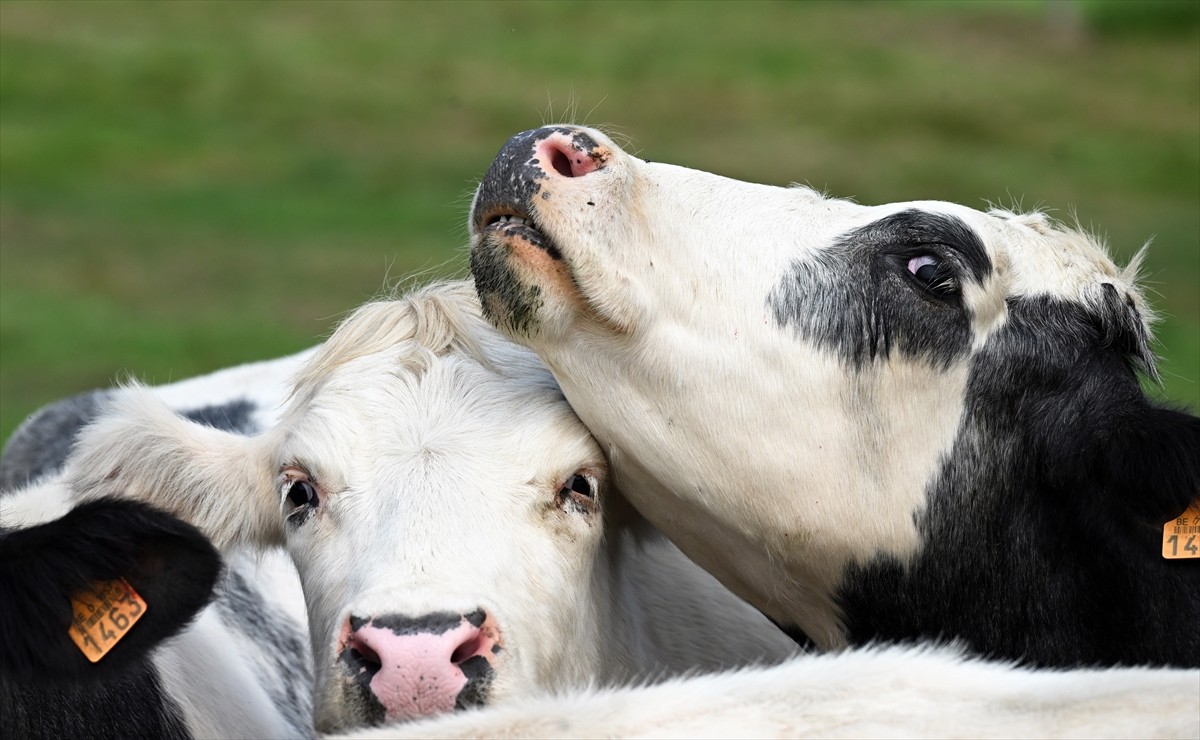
xmin=467 ymin=125 xmax=1200 ymax=669
xmin=1 ymin=494 xmax=221 ymax=738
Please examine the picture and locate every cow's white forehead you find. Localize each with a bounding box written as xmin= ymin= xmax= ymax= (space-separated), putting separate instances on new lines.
xmin=277 ymin=280 xmax=591 ymax=475
xmin=519 ymin=124 xmax=1140 ymax=307
xmin=288 ymin=282 xmax=555 ymax=406
xmin=639 ymin=160 xmax=1145 ymax=310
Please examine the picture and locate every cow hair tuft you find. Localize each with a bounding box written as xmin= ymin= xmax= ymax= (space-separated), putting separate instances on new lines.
xmin=289 ymin=281 xmax=495 ymax=405
xmin=994 ymin=209 xmax=1160 ymax=381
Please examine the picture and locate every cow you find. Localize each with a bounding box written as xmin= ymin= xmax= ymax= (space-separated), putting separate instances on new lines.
xmin=1 ymin=476 xmax=313 ymax=738
xmin=56 ymin=280 xmax=798 ymax=733
xmin=0 ymin=355 xmax=318 ymax=738
xmin=467 ymin=125 xmax=1200 ymax=669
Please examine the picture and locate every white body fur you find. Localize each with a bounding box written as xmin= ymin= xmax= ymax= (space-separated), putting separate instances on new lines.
xmin=335 ymin=646 xmax=1200 ymax=739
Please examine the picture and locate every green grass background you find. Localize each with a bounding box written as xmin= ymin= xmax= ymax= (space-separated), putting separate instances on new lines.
xmin=2 ymin=0 xmax=1197 ymax=444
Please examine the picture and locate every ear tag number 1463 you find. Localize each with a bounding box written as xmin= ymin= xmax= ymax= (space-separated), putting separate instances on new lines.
xmin=68 ymin=578 xmax=147 ymax=662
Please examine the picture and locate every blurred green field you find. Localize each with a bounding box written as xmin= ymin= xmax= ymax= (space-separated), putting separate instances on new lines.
xmin=2 ymin=0 xmax=1197 ymax=445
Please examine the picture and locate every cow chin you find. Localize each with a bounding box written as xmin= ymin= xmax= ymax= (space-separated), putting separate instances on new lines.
xmin=316 ymin=663 xmax=496 ymax=733
xmin=470 ymin=227 xmax=582 ymax=342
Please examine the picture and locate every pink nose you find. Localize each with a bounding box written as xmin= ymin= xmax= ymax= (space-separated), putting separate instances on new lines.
xmin=536 ymin=131 xmax=604 ymax=178
xmin=338 ymin=610 xmax=500 ymax=722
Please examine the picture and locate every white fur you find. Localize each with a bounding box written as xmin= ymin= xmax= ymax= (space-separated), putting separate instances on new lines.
xmin=153 ymin=604 xmax=297 ymax=739
xmin=66 ymin=281 xmax=795 ymax=733
xmin=332 ymin=646 xmax=1200 ymax=739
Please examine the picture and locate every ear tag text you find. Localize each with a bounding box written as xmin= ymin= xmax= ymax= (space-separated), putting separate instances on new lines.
xmin=1162 ymin=502 xmax=1200 ymax=560
xmin=68 ymin=578 xmax=148 ymax=662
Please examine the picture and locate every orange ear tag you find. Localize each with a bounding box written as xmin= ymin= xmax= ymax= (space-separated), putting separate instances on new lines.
xmin=1162 ymin=502 xmax=1200 ymax=560
xmin=68 ymin=578 xmax=148 ymax=662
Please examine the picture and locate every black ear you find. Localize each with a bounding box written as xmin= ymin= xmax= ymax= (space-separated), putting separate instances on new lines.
xmin=0 ymin=497 xmax=222 ymax=682
xmin=1032 ymin=351 xmax=1200 ymax=528
xmin=1100 ymin=403 xmax=1200 ymax=525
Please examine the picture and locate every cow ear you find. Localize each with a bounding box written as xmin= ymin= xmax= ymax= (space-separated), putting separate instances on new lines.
xmin=0 ymin=497 xmax=221 ymax=682
xmin=65 ymin=388 xmax=282 ymax=551
xmin=1100 ymin=403 xmax=1200 ymax=525
xmin=1034 ymin=366 xmax=1200 ymax=527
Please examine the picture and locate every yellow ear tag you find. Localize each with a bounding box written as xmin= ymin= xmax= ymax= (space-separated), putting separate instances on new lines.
xmin=1162 ymin=502 xmax=1200 ymax=560
xmin=68 ymin=578 xmax=147 ymax=662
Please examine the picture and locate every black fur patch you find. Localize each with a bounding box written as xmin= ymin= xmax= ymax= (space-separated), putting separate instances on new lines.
xmin=181 ymin=400 xmax=257 ymax=435
xmin=0 ymin=497 xmax=222 ymax=680
xmin=337 ymin=648 xmax=387 ymax=727
xmin=768 ymin=210 xmax=992 ymax=370
xmin=454 ymin=655 xmax=493 ymax=711
xmin=469 ymin=126 xmax=605 ymax=337
xmin=835 ymin=295 xmax=1200 ymax=668
xmin=0 ymin=663 xmax=189 ymax=740
xmin=471 ymin=126 xmax=603 ymax=232
xmin=471 ymin=232 xmax=546 ymax=337
xmin=350 ymin=611 xmax=472 ymax=637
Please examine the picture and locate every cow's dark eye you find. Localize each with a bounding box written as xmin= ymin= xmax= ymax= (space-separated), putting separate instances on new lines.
xmin=287 ymin=480 xmax=317 ymax=507
xmin=558 ymin=473 xmax=597 ymax=515
xmin=906 ymin=254 xmax=959 ymax=298
xmin=286 ymin=479 xmax=319 ymax=510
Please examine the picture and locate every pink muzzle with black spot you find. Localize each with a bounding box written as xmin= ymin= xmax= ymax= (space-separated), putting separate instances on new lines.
xmin=337 ymin=609 xmax=501 ymax=722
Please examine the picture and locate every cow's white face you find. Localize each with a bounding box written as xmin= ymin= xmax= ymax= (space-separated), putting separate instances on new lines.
xmin=469 ymin=126 xmax=1156 ymax=646
xmin=270 ymin=316 xmax=607 ymax=732
xmin=66 ymin=285 xmax=612 ymax=733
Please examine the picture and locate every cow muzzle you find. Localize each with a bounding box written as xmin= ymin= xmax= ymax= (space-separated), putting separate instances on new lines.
xmin=335 ymin=609 xmax=501 ymax=724
xmin=471 ymin=125 xmax=611 ymax=240
xmin=469 ymin=126 xmax=620 ymax=337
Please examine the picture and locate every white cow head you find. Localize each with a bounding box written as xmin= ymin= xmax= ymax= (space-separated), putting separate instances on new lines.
xmin=467 ymin=126 xmax=1194 ymax=654
xmin=65 ymin=282 xmax=613 ymax=732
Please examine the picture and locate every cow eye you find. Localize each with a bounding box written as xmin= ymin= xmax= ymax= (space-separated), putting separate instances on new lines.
xmin=906 ymin=254 xmax=959 ymax=298
xmin=558 ymin=473 xmax=598 ymax=515
xmin=281 ymin=474 xmax=321 ymax=522
xmin=565 ymin=474 xmax=594 ymax=498
xmin=287 ymin=480 xmax=318 ymax=509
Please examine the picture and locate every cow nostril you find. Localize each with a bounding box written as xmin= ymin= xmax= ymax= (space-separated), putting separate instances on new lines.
xmin=450 ymin=632 xmax=485 ymax=665
xmin=550 ymin=148 xmax=573 ymax=178
xmin=346 ymin=634 xmax=382 ymax=673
